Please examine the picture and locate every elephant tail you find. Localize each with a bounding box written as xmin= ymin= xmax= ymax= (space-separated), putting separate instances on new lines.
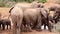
xmin=9 ymin=7 xmax=14 ymax=13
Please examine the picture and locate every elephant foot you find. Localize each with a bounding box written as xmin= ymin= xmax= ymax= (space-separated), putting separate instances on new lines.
xmin=48 ymin=28 xmax=52 ymax=32
xmin=26 ymin=26 xmax=32 ymax=32
xmin=27 ymin=29 xmax=32 ymax=32
xmin=21 ymin=27 xmax=32 ymax=32
xmin=49 ymin=29 xmax=52 ymax=32
xmin=21 ymin=29 xmax=27 ymax=32
xmin=35 ymin=26 xmax=42 ymax=31
xmin=21 ymin=29 xmax=32 ymax=32
xmin=36 ymin=29 xmax=42 ymax=31
xmin=48 ymin=26 xmax=52 ymax=32
xmin=44 ymin=26 xmax=46 ymax=30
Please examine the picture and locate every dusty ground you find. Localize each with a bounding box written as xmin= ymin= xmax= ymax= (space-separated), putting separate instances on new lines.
xmin=0 ymin=29 xmax=60 ymax=34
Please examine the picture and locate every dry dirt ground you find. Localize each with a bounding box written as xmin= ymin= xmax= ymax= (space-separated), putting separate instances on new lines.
xmin=0 ymin=29 xmax=60 ymax=34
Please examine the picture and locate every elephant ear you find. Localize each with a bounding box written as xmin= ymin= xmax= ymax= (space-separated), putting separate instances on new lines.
xmin=40 ymin=8 xmax=48 ymax=18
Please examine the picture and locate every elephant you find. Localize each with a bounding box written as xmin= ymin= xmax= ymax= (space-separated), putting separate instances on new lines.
xmin=48 ymin=6 xmax=57 ymax=11
xmin=9 ymin=2 xmax=44 ymax=14
xmin=22 ymin=7 xmax=54 ymax=32
xmin=38 ymin=8 xmax=56 ymax=32
xmin=41 ymin=8 xmax=54 ymax=32
xmin=0 ymin=19 xmax=11 ymax=30
xmin=53 ymin=7 xmax=60 ymax=24
xmin=10 ymin=6 xmax=23 ymax=34
xmin=22 ymin=8 xmax=42 ymax=31
xmin=9 ymin=2 xmax=44 ymax=34
xmin=15 ymin=1 xmax=44 ymax=8
xmin=47 ymin=6 xmax=60 ymax=32
xmin=48 ymin=6 xmax=60 ymax=24
xmin=9 ymin=5 xmax=55 ymax=33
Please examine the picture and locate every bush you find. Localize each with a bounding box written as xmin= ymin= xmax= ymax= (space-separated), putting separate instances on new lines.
xmin=5 ymin=1 xmax=16 ymax=7
xmin=0 ymin=0 xmax=5 ymax=7
xmin=0 ymin=0 xmax=47 ymax=7
xmin=38 ymin=0 xmax=47 ymax=3
xmin=0 ymin=3 xmax=5 ymax=7
xmin=56 ymin=0 xmax=60 ymax=4
xmin=14 ymin=0 xmax=47 ymax=3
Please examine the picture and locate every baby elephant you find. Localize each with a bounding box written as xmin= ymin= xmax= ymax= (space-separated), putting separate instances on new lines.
xmin=0 ymin=19 xmax=11 ymax=30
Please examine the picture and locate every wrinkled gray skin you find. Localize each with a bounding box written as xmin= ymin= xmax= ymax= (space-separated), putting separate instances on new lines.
xmin=21 ymin=8 xmax=52 ymax=32
xmin=23 ymin=8 xmax=42 ymax=31
xmin=10 ymin=1 xmax=44 ymax=34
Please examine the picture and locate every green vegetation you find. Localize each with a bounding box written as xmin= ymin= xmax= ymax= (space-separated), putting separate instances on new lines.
xmin=56 ymin=0 xmax=60 ymax=4
xmin=38 ymin=0 xmax=46 ymax=3
xmin=0 ymin=0 xmax=47 ymax=7
xmin=53 ymin=21 xmax=60 ymax=32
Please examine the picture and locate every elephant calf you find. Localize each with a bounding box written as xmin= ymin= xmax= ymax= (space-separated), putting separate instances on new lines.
xmin=0 ymin=19 xmax=11 ymax=30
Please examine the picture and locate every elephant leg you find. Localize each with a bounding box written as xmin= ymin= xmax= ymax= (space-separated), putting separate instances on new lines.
xmin=24 ymin=17 xmax=32 ymax=32
xmin=10 ymin=24 xmax=11 ymax=29
xmin=48 ymin=21 xmax=53 ymax=32
xmin=31 ymin=23 xmax=37 ymax=29
xmin=13 ymin=22 xmax=17 ymax=34
xmin=11 ymin=15 xmax=17 ymax=34
xmin=35 ymin=24 xmax=41 ymax=31
xmin=2 ymin=24 xmax=5 ymax=30
xmin=36 ymin=15 xmax=42 ymax=31
xmin=44 ymin=24 xmax=46 ymax=29
xmin=48 ymin=25 xmax=52 ymax=32
xmin=20 ymin=24 xmax=25 ymax=32
xmin=7 ymin=25 xmax=8 ymax=29
xmin=0 ymin=24 xmax=1 ymax=29
xmin=26 ymin=24 xmax=32 ymax=32
xmin=12 ymin=15 xmax=23 ymax=34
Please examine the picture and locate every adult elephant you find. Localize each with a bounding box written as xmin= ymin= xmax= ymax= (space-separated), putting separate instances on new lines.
xmin=53 ymin=7 xmax=60 ymax=23
xmin=40 ymin=8 xmax=54 ymax=32
xmin=48 ymin=6 xmax=60 ymax=24
xmin=10 ymin=6 xmax=23 ymax=34
xmin=9 ymin=1 xmax=44 ymax=34
xmin=22 ymin=8 xmax=42 ymax=31
xmin=48 ymin=6 xmax=57 ymax=11
xmin=22 ymin=7 xmax=53 ymax=32
xmin=48 ymin=6 xmax=60 ymax=32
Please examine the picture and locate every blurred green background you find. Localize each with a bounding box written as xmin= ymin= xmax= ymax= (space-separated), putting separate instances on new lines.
xmin=0 ymin=0 xmax=47 ymax=7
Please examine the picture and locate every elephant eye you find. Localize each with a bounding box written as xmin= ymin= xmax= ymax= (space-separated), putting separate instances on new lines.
xmin=41 ymin=5 xmax=44 ymax=8
xmin=38 ymin=5 xmax=40 ymax=7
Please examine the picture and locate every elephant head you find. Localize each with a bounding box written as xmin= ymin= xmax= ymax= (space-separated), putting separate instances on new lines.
xmin=53 ymin=7 xmax=60 ymax=24
xmin=31 ymin=2 xmax=44 ymax=8
xmin=49 ymin=6 xmax=57 ymax=11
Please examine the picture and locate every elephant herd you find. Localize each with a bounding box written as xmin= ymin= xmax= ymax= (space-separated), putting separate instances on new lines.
xmin=9 ymin=1 xmax=60 ymax=34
